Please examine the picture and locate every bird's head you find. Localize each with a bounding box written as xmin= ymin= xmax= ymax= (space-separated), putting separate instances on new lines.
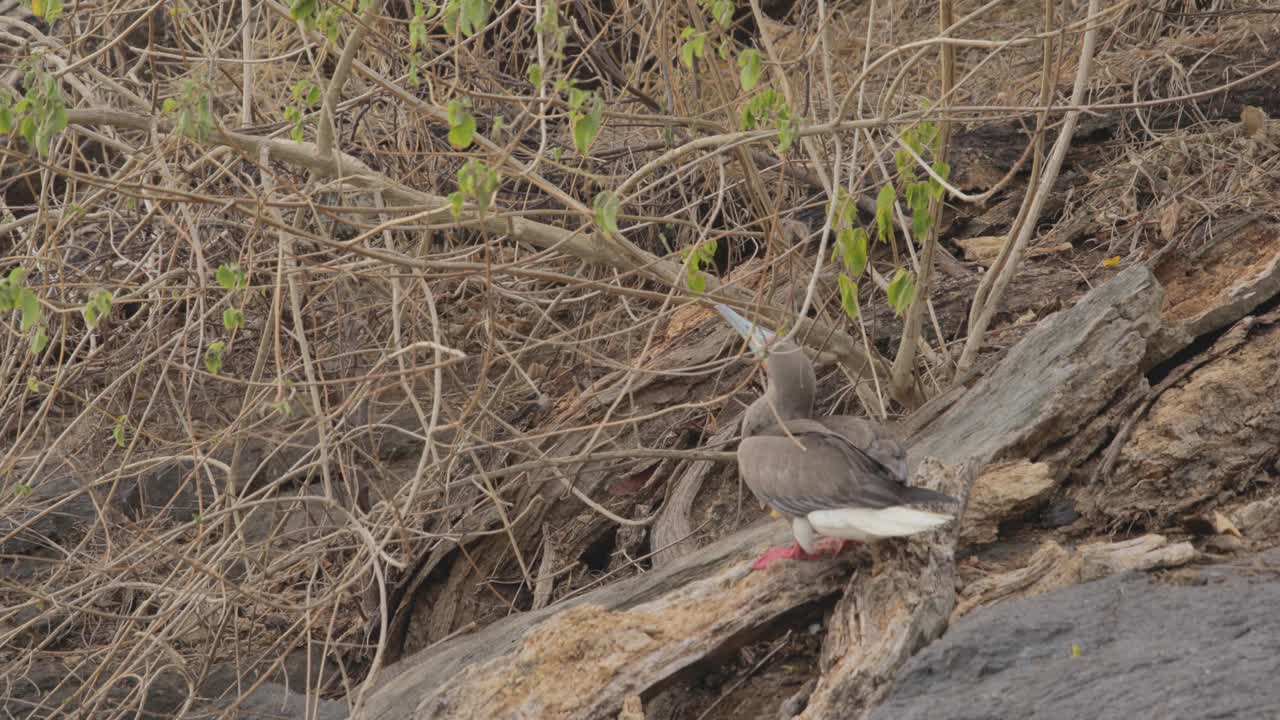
xmin=714 ymin=303 xmax=776 ymax=360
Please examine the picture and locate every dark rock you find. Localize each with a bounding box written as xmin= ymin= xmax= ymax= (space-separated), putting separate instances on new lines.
xmin=870 ymin=552 xmax=1280 ymax=719
xmin=117 ymin=460 xmax=213 ymax=522
xmin=0 ymin=462 xmax=97 ymax=554
xmin=1 ymin=659 xmax=348 ymax=719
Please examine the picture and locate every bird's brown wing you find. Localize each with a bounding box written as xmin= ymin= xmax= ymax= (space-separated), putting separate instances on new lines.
xmin=815 ymin=415 xmax=909 ymax=480
xmin=738 ymin=418 xmax=952 ymax=517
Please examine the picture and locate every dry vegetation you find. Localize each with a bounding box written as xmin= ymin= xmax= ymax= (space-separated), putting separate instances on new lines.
xmin=1 ymin=0 xmax=1278 ymax=717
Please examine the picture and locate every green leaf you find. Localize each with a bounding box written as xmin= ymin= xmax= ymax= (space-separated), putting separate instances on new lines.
xmin=894 ymin=147 xmax=914 ymax=178
xmin=846 ymin=227 xmax=868 ymax=277
xmin=886 ymin=268 xmax=915 ymax=316
xmin=929 ymin=160 xmax=950 ymax=199
xmin=738 ymin=49 xmax=762 ymax=91
xmin=446 ymin=99 xmax=476 ymax=149
xmin=290 ymin=0 xmax=318 ymax=21
xmin=593 ymin=191 xmax=620 ymax=238
xmin=527 ymin=63 xmax=543 ymax=87
xmin=204 ymin=341 xmax=226 ymax=375
xmin=837 ymin=273 xmax=859 ymax=320
xmin=776 ymin=112 xmax=796 ymax=154
xmin=455 ymin=159 xmax=501 ymax=211
xmin=875 ymin=185 xmax=896 ymax=243
xmin=912 ymin=205 xmax=931 ymax=240
xmin=906 ymin=181 xmax=929 ymax=214
xmin=906 ymin=182 xmax=931 ymax=239
xmin=83 ymin=289 xmax=113 ymax=330
xmin=0 ymin=103 xmax=12 ymax=134
xmin=112 ymin=416 xmax=127 ymax=448
xmin=687 ymin=269 xmax=706 ymax=293
xmin=571 ymin=95 xmax=604 ymax=156
xmin=215 ymin=264 xmax=241 ymax=290
xmin=18 ymin=288 xmax=39 ymax=332
xmin=223 ymin=307 xmax=245 ymax=331
xmin=319 ymin=5 xmax=342 ymax=44
xmin=680 ymin=28 xmax=706 ymax=69
xmin=27 ymin=376 xmax=39 ymax=393
xmin=458 ymin=0 xmax=491 ymax=36
xmin=30 ymin=325 xmax=47 ymax=354
xmin=448 ymin=190 xmax=465 ymax=219
xmin=919 ymin=121 xmax=940 ymax=156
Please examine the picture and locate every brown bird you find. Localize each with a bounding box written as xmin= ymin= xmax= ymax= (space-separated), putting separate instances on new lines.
xmin=716 ymin=304 xmax=957 ymax=570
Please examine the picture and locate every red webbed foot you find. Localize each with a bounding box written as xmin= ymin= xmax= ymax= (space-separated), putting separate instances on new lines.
xmin=750 ymin=542 xmax=818 ymax=570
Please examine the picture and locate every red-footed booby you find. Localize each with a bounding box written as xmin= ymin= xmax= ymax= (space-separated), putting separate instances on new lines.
xmin=716 ymin=304 xmax=957 ymax=570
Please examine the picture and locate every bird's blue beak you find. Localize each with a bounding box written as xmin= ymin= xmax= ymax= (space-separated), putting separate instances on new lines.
xmin=714 ymin=304 xmax=776 ymax=358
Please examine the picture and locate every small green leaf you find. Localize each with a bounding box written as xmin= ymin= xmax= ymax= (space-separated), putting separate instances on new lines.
xmin=919 ymin=121 xmax=940 ymax=155
xmin=204 ymin=341 xmax=226 ymax=375
xmin=912 ymin=206 xmax=931 ymax=240
xmin=223 ymin=307 xmax=245 ymax=331
xmin=448 ymin=190 xmax=465 ymax=219
xmin=895 ymin=147 xmax=913 ymax=178
xmin=571 ymin=94 xmax=604 ymax=156
xmin=906 ymin=181 xmax=930 ymax=214
xmin=18 ymin=288 xmax=39 ymax=332
xmin=837 ymin=273 xmax=859 ymax=320
xmin=112 ymin=416 xmax=127 ymax=448
xmin=0 ymin=103 xmax=12 ymax=134
xmin=886 ymin=268 xmax=916 ymax=316
xmin=46 ymin=0 xmax=65 ymax=23
xmin=929 ymin=160 xmax=950 ymax=199
xmin=709 ymin=0 xmax=733 ymax=28
xmin=319 ymin=5 xmax=342 ymax=44
xmin=14 ymin=483 xmax=32 ymax=498
xmin=1071 ymin=643 xmax=1083 ymax=658
xmin=875 ymin=185 xmax=896 ymax=243
xmin=30 ymin=325 xmax=48 ymax=354
xmin=687 ymin=270 xmax=706 ymax=293
xmin=215 ymin=264 xmax=245 ymax=290
xmin=27 ymin=376 xmax=39 ymax=393
xmin=82 ymin=289 xmax=113 ymax=330
xmin=845 ymin=228 xmax=868 ymax=277
xmin=593 ymin=191 xmax=620 ymax=238
xmin=527 ymin=63 xmax=543 ymax=86
xmin=738 ymin=49 xmax=762 ymax=91
xmin=289 ymin=0 xmax=318 ymax=21
xmin=447 ymin=99 xmax=476 ymax=149
xmin=680 ymin=28 xmax=706 ymax=69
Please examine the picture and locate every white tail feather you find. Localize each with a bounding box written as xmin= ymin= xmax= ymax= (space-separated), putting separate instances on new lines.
xmin=808 ymin=506 xmax=952 ymax=542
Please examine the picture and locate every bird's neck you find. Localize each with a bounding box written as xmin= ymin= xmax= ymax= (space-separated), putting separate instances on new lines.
xmin=742 ymin=386 xmax=812 ymax=438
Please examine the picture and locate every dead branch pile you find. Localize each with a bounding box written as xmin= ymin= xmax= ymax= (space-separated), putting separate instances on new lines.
xmin=1 ymin=0 xmax=1278 ymax=717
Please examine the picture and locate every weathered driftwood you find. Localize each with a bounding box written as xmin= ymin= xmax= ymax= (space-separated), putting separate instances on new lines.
xmin=796 ymin=268 xmax=1165 ymax=719
xmin=362 ymin=520 xmax=859 ymax=719
xmin=959 ymin=460 xmax=1055 ymax=545
xmin=358 ymin=265 xmax=1167 ymax=720
xmin=952 ymin=534 xmax=1199 ymax=623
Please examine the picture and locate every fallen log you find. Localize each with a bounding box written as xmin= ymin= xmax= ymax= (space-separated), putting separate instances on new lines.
xmin=358 ymin=265 xmax=1166 ymax=720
